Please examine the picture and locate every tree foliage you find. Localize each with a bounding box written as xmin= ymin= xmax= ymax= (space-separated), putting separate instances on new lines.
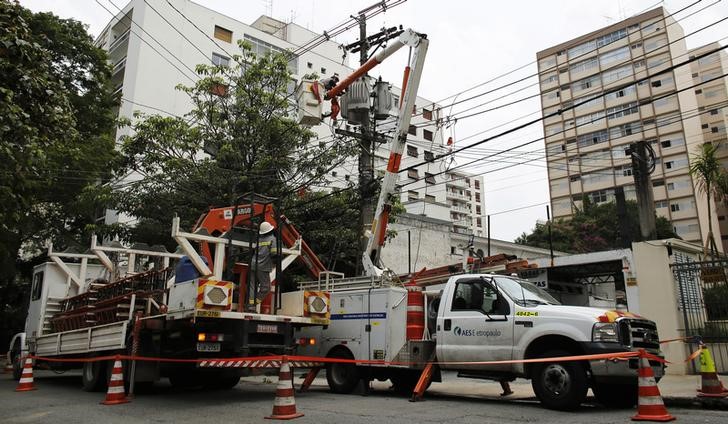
xmin=515 ymin=200 xmax=678 ymax=253
xmin=114 ymin=41 xmax=357 ymax=262
xmin=0 ymin=2 xmax=117 ymax=343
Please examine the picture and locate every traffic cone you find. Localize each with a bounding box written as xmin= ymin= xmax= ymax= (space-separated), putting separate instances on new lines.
xmin=632 ymin=350 xmax=674 ymax=422
xmin=15 ymin=357 xmax=36 ymax=392
xmin=697 ymin=344 xmax=728 ymax=398
xmin=101 ymin=357 xmax=129 ymax=405
xmin=265 ymin=357 xmax=303 ymax=420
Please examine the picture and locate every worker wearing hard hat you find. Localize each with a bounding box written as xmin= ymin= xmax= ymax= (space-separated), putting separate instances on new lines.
xmin=250 ymin=221 xmax=278 ymax=312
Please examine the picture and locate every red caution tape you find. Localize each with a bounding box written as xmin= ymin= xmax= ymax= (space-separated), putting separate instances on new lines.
xmin=27 ymin=350 xmax=656 ymax=368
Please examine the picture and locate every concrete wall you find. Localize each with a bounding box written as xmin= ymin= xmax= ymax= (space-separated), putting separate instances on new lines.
xmin=632 ymin=240 xmax=705 ymax=374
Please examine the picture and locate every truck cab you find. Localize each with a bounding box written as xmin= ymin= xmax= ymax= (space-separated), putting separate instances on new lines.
xmin=435 ymin=274 xmax=664 ymax=410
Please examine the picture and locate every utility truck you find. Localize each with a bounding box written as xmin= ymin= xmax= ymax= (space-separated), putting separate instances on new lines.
xmin=296 ymin=272 xmax=664 ymax=410
xmin=8 ymin=195 xmax=330 ymax=391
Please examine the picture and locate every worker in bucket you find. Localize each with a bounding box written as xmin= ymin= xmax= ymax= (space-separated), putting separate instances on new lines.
xmin=250 ymin=221 xmax=278 ymax=312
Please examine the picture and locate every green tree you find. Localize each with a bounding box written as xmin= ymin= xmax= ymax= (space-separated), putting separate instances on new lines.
xmin=0 ymin=2 xmax=118 ymax=344
xmin=115 ymin=40 xmax=357 ymax=254
xmin=689 ymin=142 xmax=723 ymax=255
xmin=515 ymin=200 xmax=678 ymax=253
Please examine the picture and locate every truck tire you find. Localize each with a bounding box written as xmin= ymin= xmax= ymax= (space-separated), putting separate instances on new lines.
xmin=11 ymin=354 xmax=23 ymax=381
xmin=169 ymin=369 xmax=203 ymax=389
xmin=592 ymin=382 xmax=638 ymax=408
xmin=531 ymin=349 xmax=588 ymax=411
xmin=326 ymin=350 xmax=359 ymax=394
xmin=82 ymin=361 xmax=108 ymax=392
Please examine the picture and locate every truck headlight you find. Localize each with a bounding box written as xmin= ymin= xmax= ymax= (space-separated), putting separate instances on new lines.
xmin=592 ymin=322 xmax=619 ymax=343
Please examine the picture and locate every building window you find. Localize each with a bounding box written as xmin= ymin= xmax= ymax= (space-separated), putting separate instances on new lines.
xmin=423 ymin=108 xmax=433 ymax=120
xmin=425 ymin=172 xmax=436 ymax=184
xmin=424 ymin=151 xmax=434 ymax=162
xmin=425 ymin=194 xmax=436 ymax=203
xmin=475 ymin=193 xmax=481 ymax=203
xmin=307 ymin=62 xmax=313 ymax=69
xmin=477 ymin=218 xmax=482 ymax=227
xmin=408 ymin=190 xmax=419 ymax=201
xmin=407 ymin=169 xmax=419 ymax=179
xmin=214 ymin=25 xmax=233 ymax=43
xmin=321 ymin=67 xmax=326 ymax=74
xmin=655 ymin=200 xmax=668 ymax=208
xmin=474 ymin=180 xmax=480 ymax=189
xmin=407 ymin=145 xmax=418 ymax=157
xmin=670 ymin=203 xmax=680 ymax=212
xmin=408 ymin=125 xmax=417 ymax=136
xmin=476 ymin=205 xmax=481 ymax=214
xmin=423 ymin=129 xmax=433 ymax=141
xmin=212 ymin=52 xmax=230 ymax=67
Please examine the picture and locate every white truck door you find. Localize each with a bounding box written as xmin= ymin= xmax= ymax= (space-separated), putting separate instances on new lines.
xmin=437 ymin=277 xmax=514 ymax=371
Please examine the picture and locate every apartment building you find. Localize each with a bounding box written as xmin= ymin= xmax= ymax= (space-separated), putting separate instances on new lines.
xmin=689 ymin=42 xmax=728 ymax=251
xmin=96 ymin=0 xmax=486 ymax=236
xmin=536 ymin=7 xmax=717 ymax=247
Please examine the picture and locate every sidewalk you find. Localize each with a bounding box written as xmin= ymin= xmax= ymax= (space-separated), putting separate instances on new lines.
xmin=296 ymin=371 xmax=728 ymax=410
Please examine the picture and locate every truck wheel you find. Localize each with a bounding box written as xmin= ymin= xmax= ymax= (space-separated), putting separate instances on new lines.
xmin=326 ymin=350 xmax=359 ymax=394
xmin=531 ymin=350 xmax=588 ymax=411
xmin=593 ymin=382 xmax=638 ymax=408
xmin=82 ymin=361 xmax=108 ymax=392
xmin=11 ymin=354 xmax=23 ymax=381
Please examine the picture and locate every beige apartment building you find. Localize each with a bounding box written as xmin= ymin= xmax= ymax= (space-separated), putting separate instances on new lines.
xmin=536 ymin=7 xmax=718 ymax=247
xmin=689 ymin=42 xmax=728 ymax=251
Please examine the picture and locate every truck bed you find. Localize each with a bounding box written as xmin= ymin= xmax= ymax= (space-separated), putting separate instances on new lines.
xmin=34 ymin=321 xmax=128 ymax=356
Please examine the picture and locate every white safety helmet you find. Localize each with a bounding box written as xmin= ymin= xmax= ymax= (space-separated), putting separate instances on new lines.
xmin=259 ymin=221 xmax=274 ymax=235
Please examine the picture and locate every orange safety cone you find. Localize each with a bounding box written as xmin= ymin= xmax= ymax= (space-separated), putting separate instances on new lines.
xmin=265 ymin=357 xmax=304 ymax=420
xmin=697 ymin=344 xmax=728 ymax=398
xmin=632 ymin=350 xmax=675 ymax=422
xmin=15 ymin=357 xmax=37 ymax=392
xmin=101 ymin=357 xmax=130 ymax=405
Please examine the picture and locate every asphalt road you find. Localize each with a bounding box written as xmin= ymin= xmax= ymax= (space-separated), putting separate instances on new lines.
xmin=2 ymin=371 xmax=727 ymax=424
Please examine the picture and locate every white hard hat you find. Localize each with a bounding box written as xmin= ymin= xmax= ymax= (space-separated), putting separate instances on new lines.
xmin=259 ymin=221 xmax=274 ymax=235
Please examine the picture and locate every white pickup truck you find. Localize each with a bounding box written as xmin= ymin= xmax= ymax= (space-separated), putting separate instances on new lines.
xmin=297 ymin=273 xmax=664 ymax=410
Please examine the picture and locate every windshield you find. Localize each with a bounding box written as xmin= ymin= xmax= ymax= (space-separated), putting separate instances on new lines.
xmin=492 ymin=276 xmax=560 ymax=306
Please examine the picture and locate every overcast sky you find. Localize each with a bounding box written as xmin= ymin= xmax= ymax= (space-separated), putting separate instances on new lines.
xmin=21 ymin=0 xmax=728 ymax=242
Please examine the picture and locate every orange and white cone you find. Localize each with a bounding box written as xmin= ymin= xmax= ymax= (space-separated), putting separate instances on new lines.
xmin=697 ymin=344 xmax=728 ymax=398
xmin=265 ymin=357 xmax=303 ymax=420
xmin=15 ymin=357 xmax=36 ymax=392
xmin=632 ymin=350 xmax=674 ymax=422
xmin=101 ymin=357 xmax=129 ymax=405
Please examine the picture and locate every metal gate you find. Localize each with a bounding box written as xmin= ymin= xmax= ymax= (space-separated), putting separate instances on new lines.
xmin=672 ymin=256 xmax=728 ymax=373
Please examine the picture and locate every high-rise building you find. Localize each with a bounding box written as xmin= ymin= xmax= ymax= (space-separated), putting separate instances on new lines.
xmin=689 ymin=42 xmax=728 ymax=251
xmin=536 ymin=7 xmax=718 ymax=247
xmin=95 ymin=0 xmax=486 ymax=236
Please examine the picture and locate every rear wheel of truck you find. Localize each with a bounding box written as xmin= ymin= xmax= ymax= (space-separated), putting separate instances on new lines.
xmin=168 ymin=369 xmax=203 ymax=389
xmin=326 ymin=350 xmax=359 ymax=394
xmin=82 ymin=360 xmax=108 ymax=392
xmin=11 ymin=354 xmax=23 ymax=381
xmin=203 ymin=373 xmax=240 ymax=390
xmin=531 ymin=349 xmax=588 ymax=411
xmin=592 ymin=382 xmax=638 ymax=408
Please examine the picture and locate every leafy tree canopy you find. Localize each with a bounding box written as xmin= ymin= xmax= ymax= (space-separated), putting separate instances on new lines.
xmin=515 ymin=199 xmax=678 ymax=253
xmin=0 ymin=2 xmax=118 ymax=343
xmin=113 ymin=40 xmax=358 ymax=271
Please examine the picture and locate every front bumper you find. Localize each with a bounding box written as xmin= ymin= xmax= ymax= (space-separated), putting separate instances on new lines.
xmin=579 ymin=342 xmax=665 ymax=383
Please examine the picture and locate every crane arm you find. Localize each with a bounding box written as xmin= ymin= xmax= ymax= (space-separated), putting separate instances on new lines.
xmin=361 ymin=29 xmax=429 ymax=277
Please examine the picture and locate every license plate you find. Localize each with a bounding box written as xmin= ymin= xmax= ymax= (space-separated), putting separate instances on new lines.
xmin=196 ymin=342 xmax=221 ymax=352
xmin=257 ymin=324 xmax=278 ymax=334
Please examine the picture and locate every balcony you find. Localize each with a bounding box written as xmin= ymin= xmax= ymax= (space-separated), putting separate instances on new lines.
xmin=451 ymin=204 xmax=470 ymax=214
xmin=446 ymin=176 xmax=467 ymax=188
xmin=446 ymin=191 xmax=468 ymax=201
xmin=109 ymin=29 xmax=130 ymax=54
xmin=112 ymin=56 xmax=127 ymax=75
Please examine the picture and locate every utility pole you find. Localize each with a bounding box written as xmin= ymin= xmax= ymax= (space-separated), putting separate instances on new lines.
xmin=628 ymin=141 xmax=657 ymax=240
xmin=339 ymin=3 xmax=403 ymax=274
xmin=355 ymin=11 xmax=376 ymax=273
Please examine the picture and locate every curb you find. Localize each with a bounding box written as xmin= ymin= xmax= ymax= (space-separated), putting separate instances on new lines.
xmin=663 ymin=396 xmax=728 ymax=411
